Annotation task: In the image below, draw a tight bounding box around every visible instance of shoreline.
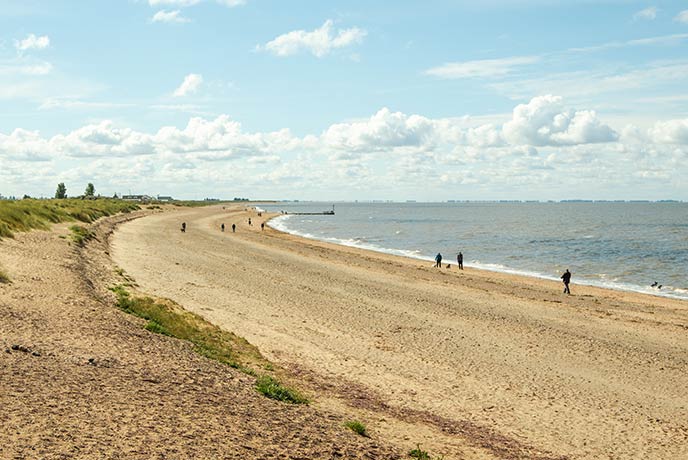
[110,204,688,459]
[267,212,688,302]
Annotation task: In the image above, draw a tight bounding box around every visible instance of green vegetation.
[344,420,369,437]
[69,225,95,246]
[55,183,67,199]
[0,267,10,284]
[84,183,95,197]
[109,285,268,373]
[409,445,443,460]
[255,375,308,404]
[0,198,140,239]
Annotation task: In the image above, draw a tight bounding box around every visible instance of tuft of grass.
[109,285,268,374]
[344,420,369,437]
[255,375,308,404]
[0,198,140,240]
[69,225,95,246]
[0,267,10,284]
[409,445,443,460]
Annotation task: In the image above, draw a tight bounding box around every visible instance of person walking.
[561,269,572,294]
[221,223,225,232]
[435,253,442,268]
[248,217,252,226]
[232,223,236,233]
[181,222,186,233]
[261,222,265,231]
[457,252,463,270]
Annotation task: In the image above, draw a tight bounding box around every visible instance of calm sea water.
[261,202,688,300]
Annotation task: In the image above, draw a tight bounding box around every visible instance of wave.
[268,216,688,301]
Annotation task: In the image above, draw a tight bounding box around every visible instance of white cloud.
[648,119,688,144]
[502,95,618,146]
[675,10,688,24]
[151,9,190,23]
[4,99,687,200]
[259,20,366,58]
[216,0,245,6]
[14,34,50,52]
[149,0,201,6]
[425,56,540,79]
[633,7,657,21]
[148,0,244,7]
[173,73,203,97]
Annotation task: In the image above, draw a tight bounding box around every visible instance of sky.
[1,0,687,201]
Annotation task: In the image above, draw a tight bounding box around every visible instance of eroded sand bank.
[111,204,688,459]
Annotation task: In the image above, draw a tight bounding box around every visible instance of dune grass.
[0,198,141,239]
[409,445,444,460]
[69,225,95,246]
[110,285,306,403]
[255,375,308,404]
[110,285,269,374]
[344,420,369,437]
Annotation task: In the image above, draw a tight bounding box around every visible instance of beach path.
[111,205,688,459]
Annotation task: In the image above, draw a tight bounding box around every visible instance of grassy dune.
[0,199,141,239]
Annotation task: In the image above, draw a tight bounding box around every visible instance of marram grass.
[0,198,140,239]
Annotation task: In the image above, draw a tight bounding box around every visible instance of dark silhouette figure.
[457,252,463,270]
[221,223,225,232]
[435,253,442,268]
[181,222,186,233]
[651,281,658,287]
[561,269,572,294]
[248,218,252,226]
[261,222,265,231]
[232,223,236,233]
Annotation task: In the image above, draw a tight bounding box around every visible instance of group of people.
[434,250,574,295]
[434,252,463,270]
[182,219,265,234]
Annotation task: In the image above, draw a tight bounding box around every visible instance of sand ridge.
[0,209,403,459]
[110,204,688,459]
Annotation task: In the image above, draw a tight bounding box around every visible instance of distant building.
[122,194,153,202]
[156,195,174,202]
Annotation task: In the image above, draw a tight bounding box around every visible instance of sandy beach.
[108,204,688,459]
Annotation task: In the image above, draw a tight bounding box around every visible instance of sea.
[260,202,688,301]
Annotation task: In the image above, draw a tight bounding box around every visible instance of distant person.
[651,281,658,287]
[248,217,252,226]
[435,253,442,268]
[261,222,265,231]
[181,222,186,233]
[232,223,236,233]
[457,252,464,270]
[561,269,572,294]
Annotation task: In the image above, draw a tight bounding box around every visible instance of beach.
[109,204,688,459]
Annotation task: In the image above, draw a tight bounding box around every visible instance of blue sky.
[1,0,687,200]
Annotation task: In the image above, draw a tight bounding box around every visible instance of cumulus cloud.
[502,95,618,146]
[151,9,190,23]
[14,34,50,52]
[173,73,203,97]
[633,7,658,21]
[675,10,688,23]
[259,20,366,58]
[648,119,688,144]
[425,56,539,79]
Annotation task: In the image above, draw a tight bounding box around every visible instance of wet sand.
[111,204,688,459]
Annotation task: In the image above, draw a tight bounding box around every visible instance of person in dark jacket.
[457,252,463,270]
[561,269,572,294]
[435,253,442,268]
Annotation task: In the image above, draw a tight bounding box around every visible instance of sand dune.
[111,204,688,459]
